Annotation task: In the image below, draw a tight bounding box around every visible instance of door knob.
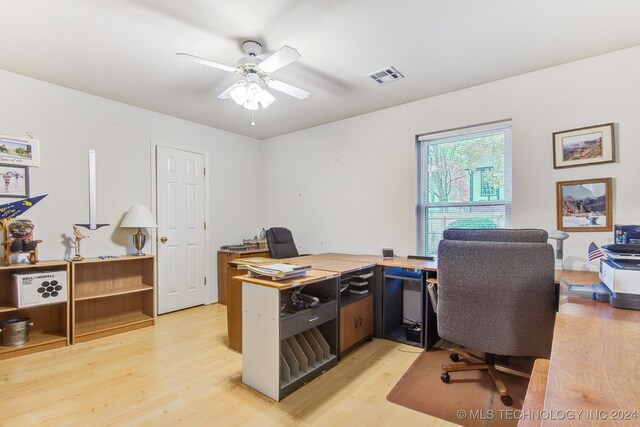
[160,236,168,243]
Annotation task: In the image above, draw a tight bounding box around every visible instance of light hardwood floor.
[0,304,453,426]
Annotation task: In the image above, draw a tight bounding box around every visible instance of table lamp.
[548,230,570,269]
[120,205,157,256]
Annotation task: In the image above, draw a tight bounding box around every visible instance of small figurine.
[72,225,89,261]
[3,218,41,265]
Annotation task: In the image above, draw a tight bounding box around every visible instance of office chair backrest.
[443,228,548,243]
[266,227,300,259]
[437,229,556,358]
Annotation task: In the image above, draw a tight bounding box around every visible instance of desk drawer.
[280,301,337,339]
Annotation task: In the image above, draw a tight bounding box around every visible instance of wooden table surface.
[282,253,347,265]
[333,254,387,263]
[377,256,438,271]
[542,311,640,426]
[519,359,550,427]
[532,269,640,426]
[554,269,599,285]
[232,269,339,290]
[311,259,377,274]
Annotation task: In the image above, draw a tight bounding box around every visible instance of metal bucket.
[0,317,33,346]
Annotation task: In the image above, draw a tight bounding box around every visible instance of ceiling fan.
[177,40,310,115]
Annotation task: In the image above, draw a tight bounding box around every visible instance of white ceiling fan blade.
[258,46,301,73]
[176,52,237,73]
[267,79,310,99]
[217,81,243,99]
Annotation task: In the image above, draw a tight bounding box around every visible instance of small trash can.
[0,317,33,346]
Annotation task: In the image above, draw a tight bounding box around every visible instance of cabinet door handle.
[354,317,358,328]
[308,316,319,322]
[359,316,363,326]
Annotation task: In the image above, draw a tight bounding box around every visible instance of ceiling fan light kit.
[177,40,310,125]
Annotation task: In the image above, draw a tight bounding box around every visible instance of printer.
[598,244,640,310]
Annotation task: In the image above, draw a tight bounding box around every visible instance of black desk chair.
[266,227,300,259]
[436,228,556,406]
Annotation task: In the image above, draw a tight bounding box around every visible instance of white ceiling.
[1,1,640,140]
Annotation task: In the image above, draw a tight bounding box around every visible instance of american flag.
[586,242,605,267]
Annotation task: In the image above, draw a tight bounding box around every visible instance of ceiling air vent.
[367,66,404,85]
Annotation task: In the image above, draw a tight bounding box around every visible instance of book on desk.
[245,263,311,281]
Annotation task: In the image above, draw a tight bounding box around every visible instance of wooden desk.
[282,253,347,265]
[543,309,640,426]
[377,256,438,271]
[241,269,340,400]
[554,269,599,285]
[519,270,640,426]
[308,258,378,354]
[217,248,270,305]
[226,257,275,352]
[227,254,378,354]
[311,259,377,274]
[519,359,550,427]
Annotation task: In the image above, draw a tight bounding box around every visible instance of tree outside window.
[417,123,512,256]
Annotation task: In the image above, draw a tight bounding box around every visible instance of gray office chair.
[266,227,300,259]
[437,228,556,406]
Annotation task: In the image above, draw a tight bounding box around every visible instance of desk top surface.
[283,253,438,272]
[234,269,339,290]
[311,259,377,273]
[282,253,347,265]
[554,269,599,286]
[377,256,438,271]
[543,310,640,425]
[540,280,640,425]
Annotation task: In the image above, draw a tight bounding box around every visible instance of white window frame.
[416,120,513,256]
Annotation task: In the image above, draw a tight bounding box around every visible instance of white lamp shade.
[230,84,247,106]
[121,205,157,228]
[260,89,275,108]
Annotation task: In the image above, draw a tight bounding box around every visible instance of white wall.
[261,46,640,270]
[0,69,263,301]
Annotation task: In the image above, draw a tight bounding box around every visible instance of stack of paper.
[246,263,311,280]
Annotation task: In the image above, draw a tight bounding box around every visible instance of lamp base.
[132,228,147,256]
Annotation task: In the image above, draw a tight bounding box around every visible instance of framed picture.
[0,134,40,167]
[552,123,614,169]
[556,177,612,232]
[0,165,30,198]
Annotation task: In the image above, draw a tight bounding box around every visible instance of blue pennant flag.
[0,194,48,227]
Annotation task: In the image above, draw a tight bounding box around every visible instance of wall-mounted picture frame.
[0,165,30,198]
[552,123,614,169]
[0,134,40,167]
[556,177,612,232]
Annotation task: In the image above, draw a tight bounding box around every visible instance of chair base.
[440,348,530,407]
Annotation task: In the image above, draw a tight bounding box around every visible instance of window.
[417,121,512,256]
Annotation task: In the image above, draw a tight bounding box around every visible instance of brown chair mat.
[387,349,531,426]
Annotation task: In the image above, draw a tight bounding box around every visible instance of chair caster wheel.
[450,352,460,362]
[501,395,513,406]
[440,372,450,383]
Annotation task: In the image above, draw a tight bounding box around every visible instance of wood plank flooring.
[0,304,452,426]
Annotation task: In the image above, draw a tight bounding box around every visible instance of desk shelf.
[338,267,376,354]
[379,266,439,349]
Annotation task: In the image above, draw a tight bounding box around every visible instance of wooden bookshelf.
[0,260,70,360]
[71,256,155,343]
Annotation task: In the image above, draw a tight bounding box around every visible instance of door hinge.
[203,167,206,175]
[204,277,207,285]
[204,221,207,230]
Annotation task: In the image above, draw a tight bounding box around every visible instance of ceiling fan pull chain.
[251,110,256,126]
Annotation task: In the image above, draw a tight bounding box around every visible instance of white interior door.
[156,146,206,314]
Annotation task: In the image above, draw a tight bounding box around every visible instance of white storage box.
[12,271,68,308]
